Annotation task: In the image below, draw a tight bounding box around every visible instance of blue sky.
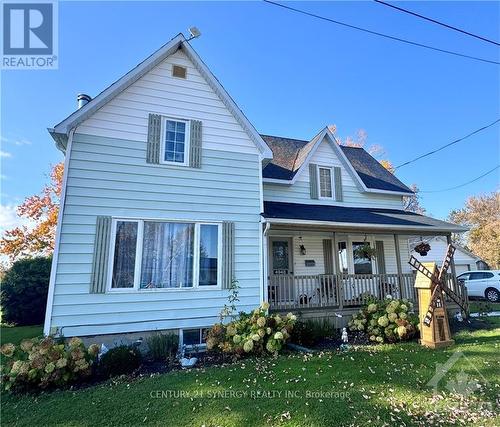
[1,1,499,228]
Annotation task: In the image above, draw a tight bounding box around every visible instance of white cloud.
[0,150,12,158]
[1,204,21,234]
[1,135,32,146]
[0,204,35,234]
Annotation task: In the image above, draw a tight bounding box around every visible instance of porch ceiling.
[262,201,467,234]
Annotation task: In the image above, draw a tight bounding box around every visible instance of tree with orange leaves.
[0,162,63,261]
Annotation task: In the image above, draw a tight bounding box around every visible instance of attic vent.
[172,65,187,79]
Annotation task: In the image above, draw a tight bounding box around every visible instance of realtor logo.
[1,0,58,69]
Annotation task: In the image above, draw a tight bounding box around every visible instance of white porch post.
[446,233,458,288]
[332,232,340,274]
[332,231,343,310]
[393,234,403,297]
[263,223,270,303]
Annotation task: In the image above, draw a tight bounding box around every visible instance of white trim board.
[263,218,468,233]
[49,34,273,160]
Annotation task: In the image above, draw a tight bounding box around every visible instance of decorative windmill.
[409,244,467,349]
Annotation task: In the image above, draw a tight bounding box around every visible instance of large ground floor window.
[109,219,220,291]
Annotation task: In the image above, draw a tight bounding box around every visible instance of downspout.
[262,220,271,303]
[43,127,76,336]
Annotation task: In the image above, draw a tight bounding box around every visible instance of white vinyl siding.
[48,50,263,337]
[411,237,478,272]
[264,139,405,209]
[274,233,413,276]
[50,133,262,336]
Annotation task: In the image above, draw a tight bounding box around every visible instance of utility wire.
[420,165,499,193]
[263,0,500,65]
[374,0,500,47]
[394,119,500,169]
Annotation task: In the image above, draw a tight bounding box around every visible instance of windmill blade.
[423,285,443,327]
[441,283,468,312]
[409,256,439,283]
[438,244,456,280]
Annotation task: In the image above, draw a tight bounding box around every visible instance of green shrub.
[348,297,419,343]
[0,336,98,392]
[98,345,141,378]
[290,318,335,347]
[146,332,179,362]
[1,257,51,326]
[206,302,296,355]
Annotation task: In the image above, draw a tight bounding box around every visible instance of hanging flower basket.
[354,242,377,261]
[414,242,431,256]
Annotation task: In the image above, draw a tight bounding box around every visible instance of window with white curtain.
[140,222,194,289]
[111,221,138,288]
[109,220,220,290]
[318,167,333,198]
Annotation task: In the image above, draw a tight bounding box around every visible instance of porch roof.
[262,201,467,233]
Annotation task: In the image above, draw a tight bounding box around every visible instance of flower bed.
[1,336,98,392]
[206,302,297,355]
[348,297,419,343]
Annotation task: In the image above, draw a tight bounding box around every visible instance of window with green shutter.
[90,216,112,294]
[146,115,202,168]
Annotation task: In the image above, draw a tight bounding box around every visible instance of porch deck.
[268,273,466,312]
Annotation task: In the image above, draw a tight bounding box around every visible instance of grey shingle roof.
[263,201,467,233]
[261,134,413,194]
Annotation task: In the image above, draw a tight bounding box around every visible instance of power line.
[394,119,500,169]
[374,0,500,47]
[263,0,500,65]
[420,165,499,193]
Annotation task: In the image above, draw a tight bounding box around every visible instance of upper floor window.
[162,118,190,165]
[318,167,333,198]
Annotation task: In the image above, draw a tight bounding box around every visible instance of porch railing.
[268,272,465,311]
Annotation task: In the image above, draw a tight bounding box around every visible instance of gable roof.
[48,34,273,160]
[262,129,413,195]
[340,146,412,194]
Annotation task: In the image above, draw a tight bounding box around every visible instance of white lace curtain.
[140,222,194,288]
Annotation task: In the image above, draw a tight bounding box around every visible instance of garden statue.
[178,344,198,368]
[341,327,348,343]
[409,244,467,349]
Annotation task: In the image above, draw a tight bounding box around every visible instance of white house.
[44,34,467,341]
[409,237,482,275]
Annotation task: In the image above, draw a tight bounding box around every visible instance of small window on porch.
[352,241,373,274]
[338,242,348,274]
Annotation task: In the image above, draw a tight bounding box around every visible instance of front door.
[269,238,293,275]
[268,238,294,304]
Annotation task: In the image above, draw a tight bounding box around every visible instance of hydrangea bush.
[0,336,99,392]
[348,297,419,343]
[206,302,296,355]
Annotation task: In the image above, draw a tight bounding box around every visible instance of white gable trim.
[263,127,414,197]
[49,34,272,159]
[291,128,364,189]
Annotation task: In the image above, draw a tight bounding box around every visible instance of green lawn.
[0,325,43,346]
[1,326,499,427]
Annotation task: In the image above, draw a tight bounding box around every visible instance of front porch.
[264,228,468,314]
